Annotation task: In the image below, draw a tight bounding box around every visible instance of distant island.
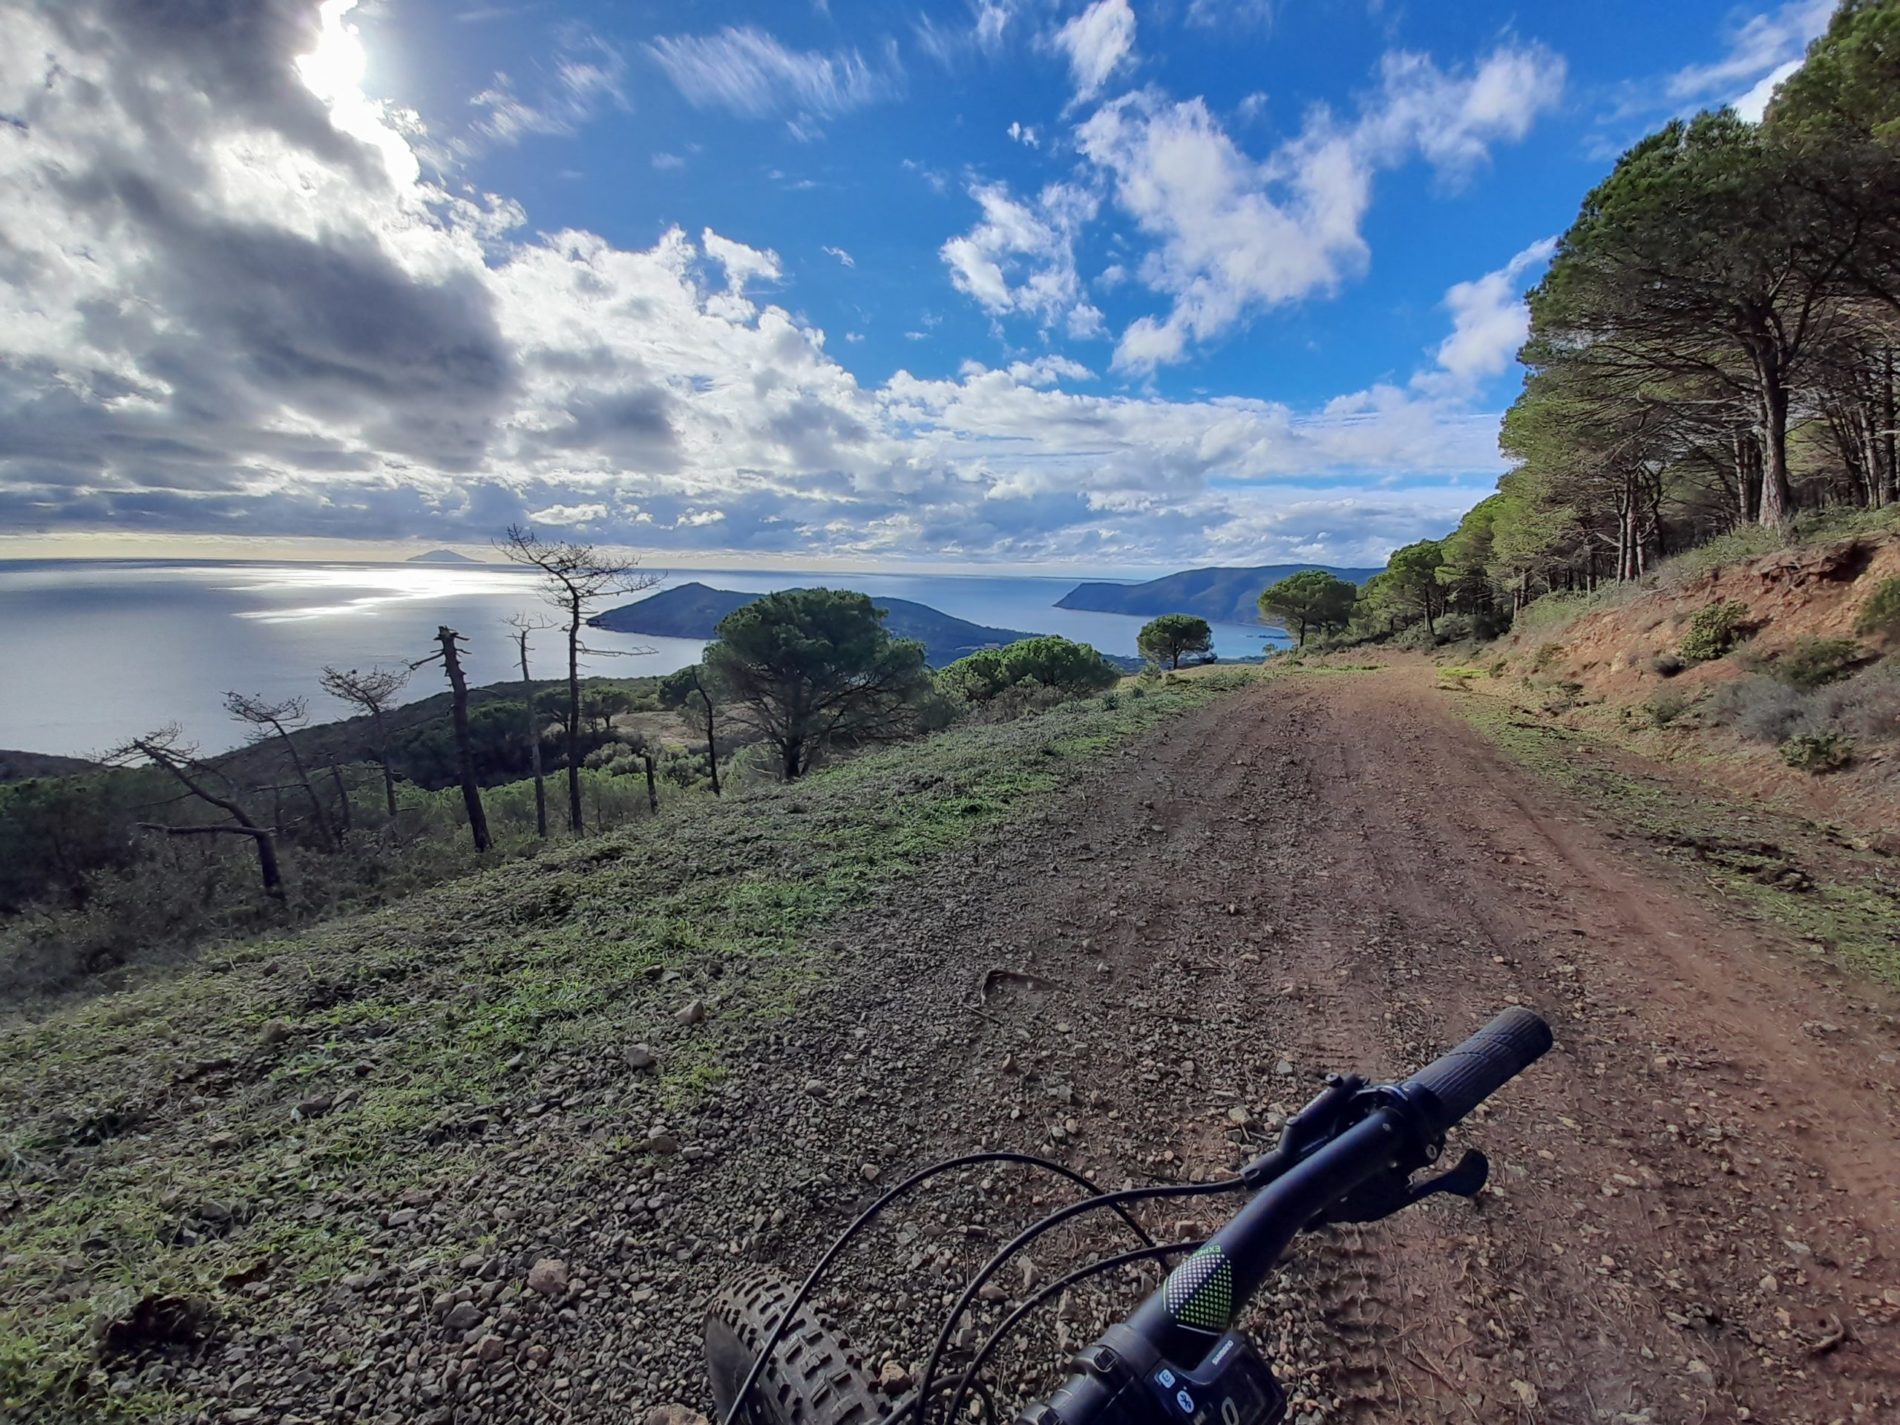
[1058,562,1383,626]
[591,582,1047,668]
[406,548,484,565]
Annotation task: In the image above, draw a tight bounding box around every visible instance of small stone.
[476,1334,507,1363]
[444,1302,482,1332]
[643,1134,681,1155]
[387,1208,418,1228]
[644,1408,710,1425]
[625,1045,658,1071]
[860,1163,880,1182]
[675,1000,707,1026]
[877,1361,913,1395]
[342,1271,378,1292]
[295,1097,332,1120]
[526,1259,570,1296]
[261,1020,293,1046]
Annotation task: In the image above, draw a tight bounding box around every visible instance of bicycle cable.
[911,1176,1246,1425]
[937,1238,1206,1425]
[721,1151,1161,1425]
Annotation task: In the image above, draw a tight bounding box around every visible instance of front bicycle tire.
[704,1270,898,1425]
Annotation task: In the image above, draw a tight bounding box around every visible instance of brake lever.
[1309,1148,1490,1227]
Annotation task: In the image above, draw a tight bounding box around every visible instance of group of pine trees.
[1344,1,1899,643]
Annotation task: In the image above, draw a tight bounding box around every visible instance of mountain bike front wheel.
[705,1270,900,1425]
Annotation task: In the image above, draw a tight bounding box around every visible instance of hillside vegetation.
[0,672,1251,1421]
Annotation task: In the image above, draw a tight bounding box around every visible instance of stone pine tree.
[1137,613,1213,669]
[1259,570,1357,648]
[497,525,658,832]
[412,626,490,852]
[702,589,928,779]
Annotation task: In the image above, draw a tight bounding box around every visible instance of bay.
[0,559,1288,758]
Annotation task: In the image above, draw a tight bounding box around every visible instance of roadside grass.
[1456,696,1900,987]
[0,675,1252,1420]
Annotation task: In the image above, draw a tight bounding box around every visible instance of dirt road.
[697,666,1900,1425]
[105,667,1900,1425]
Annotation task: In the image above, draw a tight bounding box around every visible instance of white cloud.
[0,0,1526,571]
[647,25,903,133]
[1189,0,1277,28]
[1007,120,1040,148]
[1078,41,1566,371]
[822,244,856,268]
[916,1,1025,67]
[1419,237,1556,392]
[940,180,1105,339]
[652,151,686,170]
[526,502,610,525]
[1665,0,1831,109]
[1054,0,1138,102]
[471,25,628,146]
[701,229,781,293]
[1731,57,1803,123]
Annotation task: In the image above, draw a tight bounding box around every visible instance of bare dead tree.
[642,750,659,816]
[224,692,336,848]
[413,626,490,852]
[319,665,409,819]
[328,763,353,835]
[496,525,658,832]
[108,727,284,898]
[660,664,721,796]
[504,613,557,838]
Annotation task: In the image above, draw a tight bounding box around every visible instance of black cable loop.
[720,1151,1160,1425]
[911,1176,1245,1425]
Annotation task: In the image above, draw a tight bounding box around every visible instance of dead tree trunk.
[514,624,549,838]
[418,626,490,853]
[643,752,659,816]
[329,763,352,835]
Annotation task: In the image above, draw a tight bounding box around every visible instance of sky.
[0,0,1839,574]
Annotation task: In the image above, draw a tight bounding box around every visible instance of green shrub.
[1771,637,1862,690]
[1531,642,1564,673]
[1781,733,1854,773]
[1650,651,1685,678]
[1645,690,1692,727]
[1678,600,1752,662]
[1856,577,1900,640]
[938,635,1121,705]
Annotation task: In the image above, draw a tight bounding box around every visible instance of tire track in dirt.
[741,667,1900,1425]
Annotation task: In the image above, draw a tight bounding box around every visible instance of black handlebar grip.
[1401,1007,1552,1134]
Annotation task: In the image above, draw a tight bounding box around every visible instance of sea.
[0,560,1290,759]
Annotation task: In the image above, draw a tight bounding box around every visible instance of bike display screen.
[1143,1334,1287,1425]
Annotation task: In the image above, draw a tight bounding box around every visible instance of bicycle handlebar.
[1400,1006,1553,1138]
[1023,1007,1553,1425]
